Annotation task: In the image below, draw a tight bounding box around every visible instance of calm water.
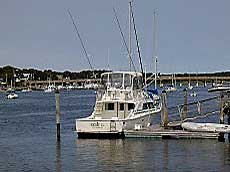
[0,88,229,171]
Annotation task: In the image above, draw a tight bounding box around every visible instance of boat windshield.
[101,72,142,89]
[102,73,123,88]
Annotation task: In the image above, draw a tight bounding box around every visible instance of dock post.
[55,89,61,141]
[223,104,230,142]
[228,113,230,142]
[228,111,230,142]
[182,88,187,121]
[161,90,168,129]
[218,94,225,142]
[219,92,224,124]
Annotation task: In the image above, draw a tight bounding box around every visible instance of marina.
[0,88,229,171]
[1,0,230,171]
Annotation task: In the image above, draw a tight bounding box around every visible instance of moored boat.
[76,71,162,138]
[190,91,197,97]
[182,122,230,133]
[208,86,230,92]
[6,91,18,99]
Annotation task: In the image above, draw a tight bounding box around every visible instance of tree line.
[0,65,229,83]
[0,66,109,84]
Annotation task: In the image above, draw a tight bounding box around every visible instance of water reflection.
[56,141,61,172]
[75,139,230,171]
[224,144,230,166]
[162,141,169,171]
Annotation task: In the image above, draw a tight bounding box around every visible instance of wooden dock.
[124,126,220,139]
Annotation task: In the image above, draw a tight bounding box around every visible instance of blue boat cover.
[144,88,158,100]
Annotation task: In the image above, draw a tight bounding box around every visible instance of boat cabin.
[94,100,135,119]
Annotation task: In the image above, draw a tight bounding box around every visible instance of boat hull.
[77,131,125,139]
[7,93,18,99]
[76,110,161,139]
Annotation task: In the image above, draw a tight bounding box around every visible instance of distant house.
[56,75,63,80]
[16,78,21,83]
[0,78,6,87]
[20,73,31,81]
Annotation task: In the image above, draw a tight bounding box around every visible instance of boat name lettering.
[91,122,104,128]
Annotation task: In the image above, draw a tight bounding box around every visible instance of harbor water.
[0,88,229,171]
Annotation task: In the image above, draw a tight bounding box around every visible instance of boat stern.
[75,118,125,139]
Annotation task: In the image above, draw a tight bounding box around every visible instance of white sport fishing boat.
[76,71,162,138]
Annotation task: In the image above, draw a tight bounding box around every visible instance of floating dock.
[124,125,220,139]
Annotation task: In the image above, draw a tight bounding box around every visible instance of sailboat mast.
[145,65,147,86]
[5,73,8,86]
[153,9,157,89]
[107,48,110,70]
[128,1,132,71]
[174,73,177,87]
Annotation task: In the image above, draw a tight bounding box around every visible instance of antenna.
[107,48,110,70]
[67,10,95,77]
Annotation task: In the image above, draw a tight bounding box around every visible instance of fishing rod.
[130,3,145,86]
[67,10,95,78]
[113,7,137,73]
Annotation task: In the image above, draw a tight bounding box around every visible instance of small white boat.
[182,122,230,133]
[21,88,32,92]
[166,86,177,92]
[166,74,177,92]
[208,86,230,92]
[190,91,197,97]
[44,85,55,93]
[7,92,18,99]
[188,85,193,90]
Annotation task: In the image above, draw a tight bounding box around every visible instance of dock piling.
[161,90,168,129]
[55,89,61,141]
[223,103,230,142]
[219,92,225,124]
[228,113,230,142]
[182,88,187,121]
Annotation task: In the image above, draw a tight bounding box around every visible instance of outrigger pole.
[130,2,145,86]
[67,10,95,78]
[113,7,137,73]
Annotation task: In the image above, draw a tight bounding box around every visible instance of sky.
[0,0,229,73]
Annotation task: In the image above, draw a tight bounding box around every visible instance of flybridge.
[101,71,143,90]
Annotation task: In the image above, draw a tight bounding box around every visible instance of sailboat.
[166,73,177,92]
[6,79,18,99]
[22,74,32,92]
[44,77,55,93]
[188,74,193,90]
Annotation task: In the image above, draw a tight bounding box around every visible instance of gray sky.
[0,0,229,73]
